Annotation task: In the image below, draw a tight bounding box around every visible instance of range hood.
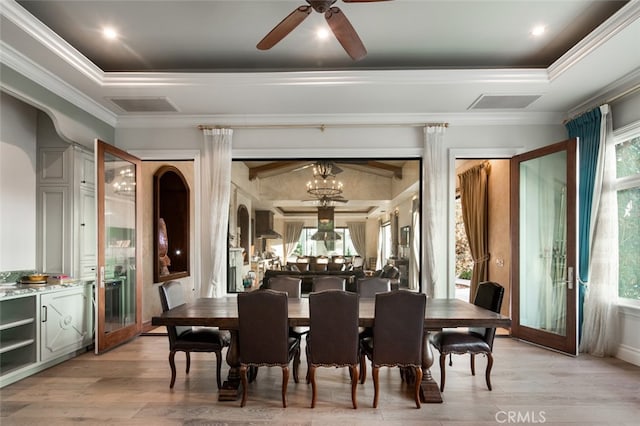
[310,206,341,241]
[255,210,282,239]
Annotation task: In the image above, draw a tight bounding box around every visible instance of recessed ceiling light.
[102,27,119,41]
[316,27,330,40]
[531,25,546,37]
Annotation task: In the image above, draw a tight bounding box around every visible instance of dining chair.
[429,281,505,392]
[263,276,304,382]
[356,276,391,383]
[237,289,300,407]
[312,276,346,292]
[360,290,426,408]
[307,290,360,408]
[158,281,230,389]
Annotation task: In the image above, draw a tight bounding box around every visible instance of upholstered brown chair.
[429,281,505,392]
[360,290,426,408]
[237,289,300,407]
[158,281,230,389]
[312,276,346,292]
[307,290,360,408]
[267,276,304,378]
[268,276,302,298]
[309,262,328,272]
[357,277,391,383]
[356,277,391,298]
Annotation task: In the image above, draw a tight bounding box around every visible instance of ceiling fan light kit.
[257,0,392,60]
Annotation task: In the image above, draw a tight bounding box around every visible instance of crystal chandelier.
[113,168,136,196]
[306,161,343,198]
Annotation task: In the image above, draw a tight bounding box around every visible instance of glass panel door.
[96,140,142,353]
[511,139,577,355]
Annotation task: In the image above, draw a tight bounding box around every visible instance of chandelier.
[113,168,136,196]
[306,161,343,198]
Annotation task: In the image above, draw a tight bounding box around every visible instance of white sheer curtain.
[201,128,232,298]
[423,125,447,297]
[283,221,304,260]
[376,220,383,270]
[347,221,366,257]
[409,199,420,290]
[580,104,619,356]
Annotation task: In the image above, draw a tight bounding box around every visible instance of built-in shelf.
[0,318,35,331]
[0,338,36,354]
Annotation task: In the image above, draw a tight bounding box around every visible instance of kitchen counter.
[0,280,91,300]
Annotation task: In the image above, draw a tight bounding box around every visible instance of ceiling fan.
[256,0,393,61]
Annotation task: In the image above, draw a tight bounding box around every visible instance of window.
[380,221,392,264]
[615,135,640,301]
[292,227,357,257]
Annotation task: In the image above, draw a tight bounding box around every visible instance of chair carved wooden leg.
[372,366,380,408]
[169,351,177,388]
[293,348,300,383]
[215,350,222,389]
[413,366,423,408]
[485,353,494,390]
[239,365,248,407]
[439,353,447,392]
[282,366,290,408]
[350,366,358,409]
[359,353,367,384]
[185,351,191,374]
[309,365,317,408]
[470,353,476,375]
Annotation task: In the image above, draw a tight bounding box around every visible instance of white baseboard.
[616,343,640,367]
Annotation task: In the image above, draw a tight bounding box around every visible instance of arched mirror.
[237,205,250,264]
[154,165,190,282]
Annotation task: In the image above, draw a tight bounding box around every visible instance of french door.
[511,139,578,355]
[95,140,143,353]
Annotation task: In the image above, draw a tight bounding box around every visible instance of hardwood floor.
[1,335,638,425]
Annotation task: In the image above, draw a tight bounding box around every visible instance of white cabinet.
[0,284,93,388]
[37,145,96,280]
[0,296,37,378]
[40,286,90,362]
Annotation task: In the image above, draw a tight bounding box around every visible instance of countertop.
[0,280,92,300]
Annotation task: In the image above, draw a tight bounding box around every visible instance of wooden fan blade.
[325,7,367,60]
[257,6,312,50]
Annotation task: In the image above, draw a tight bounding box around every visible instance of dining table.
[151,295,511,403]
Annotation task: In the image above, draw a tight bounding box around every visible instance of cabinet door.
[38,185,72,274]
[78,185,97,279]
[40,288,89,362]
[76,150,95,188]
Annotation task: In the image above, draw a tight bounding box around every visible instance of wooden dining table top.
[152,295,511,330]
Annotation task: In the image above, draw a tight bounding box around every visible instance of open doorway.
[454,159,511,318]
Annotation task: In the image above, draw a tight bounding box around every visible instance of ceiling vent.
[108,97,179,113]
[468,94,541,110]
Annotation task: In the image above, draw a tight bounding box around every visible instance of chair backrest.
[470,281,505,348]
[158,280,191,343]
[309,262,327,272]
[308,290,359,365]
[312,276,346,292]
[268,276,302,298]
[380,265,400,280]
[372,290,426,367]
[237,289,290,365]
[357,277,391,298]
[327,262,345,272]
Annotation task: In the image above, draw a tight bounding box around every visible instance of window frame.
[614,127,640,308]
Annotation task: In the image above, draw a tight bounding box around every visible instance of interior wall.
[0,93,38,271]
[141,160,195,324]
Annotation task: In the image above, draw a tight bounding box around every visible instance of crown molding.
[566,67,640,118]
[1,0,104,84]
[0,41,117,126]
[116,111,564,129]
[548,1,640,81]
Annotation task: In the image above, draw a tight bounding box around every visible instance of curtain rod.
[565,82,640,124]
[198,122,448,131]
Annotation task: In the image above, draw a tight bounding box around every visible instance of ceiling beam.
[248,161,302,180]
[363,161,403,179]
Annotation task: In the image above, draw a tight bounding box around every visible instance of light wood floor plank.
[1,335,638,425]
